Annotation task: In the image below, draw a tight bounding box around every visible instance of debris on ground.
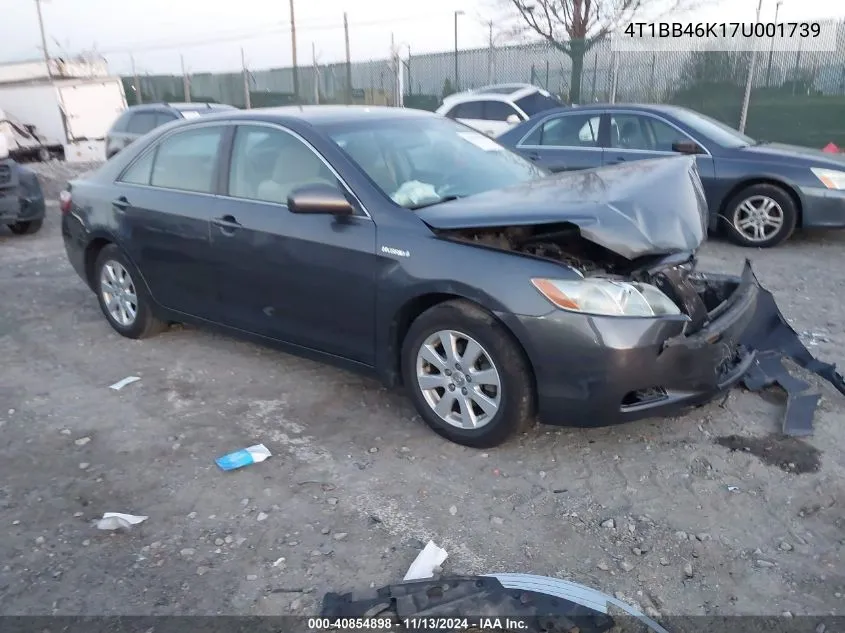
[215,443,272,471]
[322,573,669,632]
[402,540,448,581]
[95,512,148,531]
[739,266,845,436]
[109,376,141,391]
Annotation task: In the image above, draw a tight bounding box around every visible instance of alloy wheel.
[732,195,784,243]
[415,329,502,430]
[99,260,138,327]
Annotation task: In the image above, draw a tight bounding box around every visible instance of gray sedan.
[498,103,845,248]
[60,106,809,447]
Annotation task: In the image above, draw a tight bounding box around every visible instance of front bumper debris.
[322,574,669,633]
[737,265,845,436]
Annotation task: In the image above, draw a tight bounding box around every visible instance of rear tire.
[722,184,797,248]
[401,299,535,448]
[8,219,43,235]
[93,244,166,339]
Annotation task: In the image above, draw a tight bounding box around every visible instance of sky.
[3,0,845,76]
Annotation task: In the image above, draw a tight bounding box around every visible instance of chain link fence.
[125,18,845,147]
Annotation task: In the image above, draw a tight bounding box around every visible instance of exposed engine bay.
[436,222,732,334]
[436,223,628,277]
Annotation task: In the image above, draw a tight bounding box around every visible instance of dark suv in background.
[105,102,237,159]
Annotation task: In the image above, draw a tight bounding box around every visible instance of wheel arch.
[384,292,539,404]
[718,177,804,228]
[83,235,154,300]
[84,236,114,289]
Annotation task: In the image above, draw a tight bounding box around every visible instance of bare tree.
[504,0,706,103]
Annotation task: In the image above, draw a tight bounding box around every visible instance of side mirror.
[672,140,704,155]
[506,114,521,125]
[287,183,354,216]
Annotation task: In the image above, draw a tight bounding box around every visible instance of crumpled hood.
[417,155,708,260]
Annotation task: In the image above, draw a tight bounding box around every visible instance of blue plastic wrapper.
[215,444,272,471]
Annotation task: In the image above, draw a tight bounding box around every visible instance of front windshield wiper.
[407,195,462,211]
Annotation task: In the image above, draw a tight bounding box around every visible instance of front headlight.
[531,278,682,317]
[811,167,845,190]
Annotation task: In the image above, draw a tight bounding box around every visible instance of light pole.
[765,1,783,87]
[34,0,51,77]
[454,10,464,91]
[739,0,763,133]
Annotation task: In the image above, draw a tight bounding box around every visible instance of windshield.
[515,91,564,116]
[325,117,545,209]
[668,107,755,148]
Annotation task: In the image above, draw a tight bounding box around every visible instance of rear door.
[112,123,230,320]
[513,110,605,172]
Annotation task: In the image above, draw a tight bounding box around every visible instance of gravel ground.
[1,162,844,618]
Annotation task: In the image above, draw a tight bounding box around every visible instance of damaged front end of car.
[420,156,845,433]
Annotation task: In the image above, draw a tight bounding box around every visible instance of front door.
[514,111,605,172]
[209,124,378,364]
[603,112,717,197]
[113,124,228,319]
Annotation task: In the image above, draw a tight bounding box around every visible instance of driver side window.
[228,125,341,205]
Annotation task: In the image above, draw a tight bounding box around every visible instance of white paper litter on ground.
[96,512,148,530]
[403,540,448,581]
[109,376,141,391]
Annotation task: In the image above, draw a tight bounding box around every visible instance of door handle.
[526,151,541,161]
[112,196,129,211]
[607,156,627,165]
[211,215,242,232]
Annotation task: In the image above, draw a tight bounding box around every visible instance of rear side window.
[483,101,519,122]
[119,149,156,185]
[109,110,133,133]
[127,112,159,135]
[155,112,179,127]
[449,101,484,120]
[150,126,225,193]
[514,92,563,116]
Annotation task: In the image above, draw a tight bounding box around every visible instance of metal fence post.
[610,50,619,103]
[739,0,764,133]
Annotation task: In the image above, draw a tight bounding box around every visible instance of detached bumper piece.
[321,574,669,633]
[738,262,845,436]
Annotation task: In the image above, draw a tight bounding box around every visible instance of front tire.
[401,299,535,448]
[8,219,43,235]
[93,244,166,339]
[722,184,797,248]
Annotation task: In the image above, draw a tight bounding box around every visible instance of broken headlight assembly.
[810,167,845,189]
[531,278,682,317]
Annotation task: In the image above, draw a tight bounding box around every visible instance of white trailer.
[0,77,127,162]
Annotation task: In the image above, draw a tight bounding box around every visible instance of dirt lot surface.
[1,162,843,617]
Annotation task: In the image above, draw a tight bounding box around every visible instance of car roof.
[187,104,438,126]
[537,103,694,115]
[171,102,236,111]
[124,102,233,113]
[441,84,545,105]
